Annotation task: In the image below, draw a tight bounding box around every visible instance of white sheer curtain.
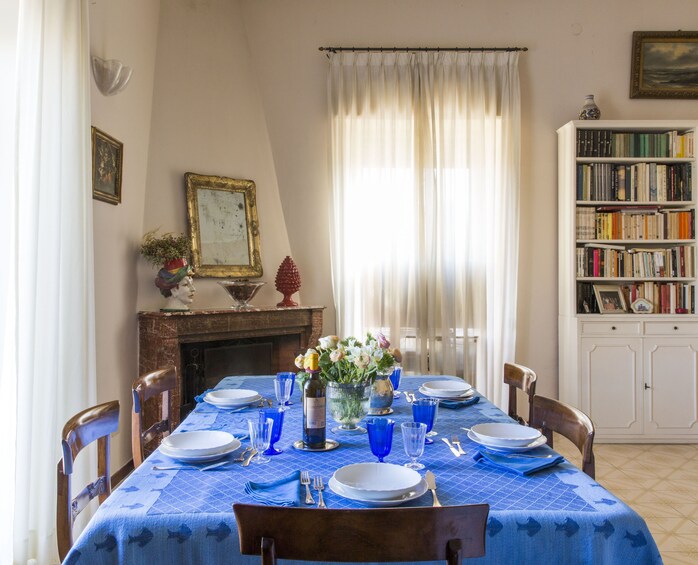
[328,51,520,408]
[0,0,96,563]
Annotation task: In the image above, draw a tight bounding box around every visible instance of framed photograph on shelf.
[630,31,698,99]
[91,126,123,205]
[593,284,628,314]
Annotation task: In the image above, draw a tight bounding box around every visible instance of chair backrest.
[503,362,537,425]
[233,503,489,564]
[131,365,177,468]
[56,399,120,561]
[529,395,596,479]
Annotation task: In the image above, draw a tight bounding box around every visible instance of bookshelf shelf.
[558,119,698,443]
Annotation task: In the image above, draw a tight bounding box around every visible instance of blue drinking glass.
[389,366,402,398]
[276,372,296,405]
[260,407,285,456]
[412,398,438,444]
[366,418,395,462]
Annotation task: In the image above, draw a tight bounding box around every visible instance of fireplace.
[138,306,324,427]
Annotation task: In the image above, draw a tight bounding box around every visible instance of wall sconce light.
[91,55,132,96]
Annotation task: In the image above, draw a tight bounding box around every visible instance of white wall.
[90,0,161,467]
[139,0,292,312]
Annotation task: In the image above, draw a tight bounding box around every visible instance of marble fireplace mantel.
[138,306,324,428]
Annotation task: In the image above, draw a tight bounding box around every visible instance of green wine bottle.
[303,352,326,448]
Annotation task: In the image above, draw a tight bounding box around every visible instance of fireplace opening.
[179,334,301,418]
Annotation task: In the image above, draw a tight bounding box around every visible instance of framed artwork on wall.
[91,126,123,204]
[185,172,263,278]
[630,31,698,99]
[593,284,628,314]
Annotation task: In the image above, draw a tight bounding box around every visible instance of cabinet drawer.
[644,321,698,336]
[580,321,642,336]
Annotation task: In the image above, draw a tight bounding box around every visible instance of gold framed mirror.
[185,172,262,278]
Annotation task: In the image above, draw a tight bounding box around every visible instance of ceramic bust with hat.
[155,258,196,311]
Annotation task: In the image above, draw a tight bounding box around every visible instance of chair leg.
[261,537,276,565]
[446,539,463,565]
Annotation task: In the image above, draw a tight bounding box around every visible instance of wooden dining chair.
[131,365,177,468]
[233,503,490,564]
[503,362,537,425]
[529,394,596,479]
[56,399,120,561]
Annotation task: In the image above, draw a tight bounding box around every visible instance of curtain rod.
[319,46,528,54]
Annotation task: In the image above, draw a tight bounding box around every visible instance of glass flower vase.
[327,381,371,434]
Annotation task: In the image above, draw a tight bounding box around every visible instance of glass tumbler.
[247,416,274,464]
[401,421,427,470]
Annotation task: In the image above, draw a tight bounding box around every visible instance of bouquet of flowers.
[295,332,402,384]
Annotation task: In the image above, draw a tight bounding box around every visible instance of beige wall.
[91,0,698,467]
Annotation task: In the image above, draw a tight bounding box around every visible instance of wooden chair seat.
[233,503,489,564]
[56,399,120,561]
[131,365,177,468]
[503,362,537,425]
[530,394,596,478]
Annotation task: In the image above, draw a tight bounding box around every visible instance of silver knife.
[424,471,442,507]
[441,437,461,457]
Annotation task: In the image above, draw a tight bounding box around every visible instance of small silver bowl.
[217,280,265,310]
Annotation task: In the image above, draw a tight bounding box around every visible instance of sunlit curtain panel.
[0,0,96,563]
[327,51,521,408]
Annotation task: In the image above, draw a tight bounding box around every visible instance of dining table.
[64,375,662,565]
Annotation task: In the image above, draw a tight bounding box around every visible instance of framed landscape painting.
[630,31,698,99]
[91,127,123,204]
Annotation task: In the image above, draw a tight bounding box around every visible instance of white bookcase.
[558,120,698,442]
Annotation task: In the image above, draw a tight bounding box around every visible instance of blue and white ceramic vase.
[369,369,394,415]
[579,94,601,120]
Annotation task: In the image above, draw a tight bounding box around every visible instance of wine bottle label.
[304,397,326,429]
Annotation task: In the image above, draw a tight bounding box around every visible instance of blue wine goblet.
[260,407,285,456]
[389,366,402,398]
[366,417,395,463]
[401,421,427,470]
[412,397,438,444]
[276,371,296,405]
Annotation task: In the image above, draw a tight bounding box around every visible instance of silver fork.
[301,471,315,505]
[451,434,466,455]
[313,476,326,508]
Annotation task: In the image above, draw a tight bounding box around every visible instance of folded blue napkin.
[439,395,480,409]
[472,450,564,476]
[243,470,301,507]
[194,389,215,403]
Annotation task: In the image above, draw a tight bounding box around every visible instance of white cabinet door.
[644,337,698,434]
[581,338,644,435]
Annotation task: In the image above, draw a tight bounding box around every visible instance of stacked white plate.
[204,388,262,408]
[468,422,546,453]
[419,380,473,400]
[328,463,428,507]
[160,430,241,463]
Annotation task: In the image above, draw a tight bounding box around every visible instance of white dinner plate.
[332,463,422,501]
[467,429,547,453]
[421,380,472,396]
[418,386,475,400]
[204,392,262,408]
[470,422,541,446]
[328,476,428,507]
[159,439,241,463]
[162,431,239,457]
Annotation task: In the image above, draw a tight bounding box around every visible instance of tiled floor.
[554,435,698,565]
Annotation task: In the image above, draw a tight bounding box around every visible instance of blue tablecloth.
[64,376,662,565]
